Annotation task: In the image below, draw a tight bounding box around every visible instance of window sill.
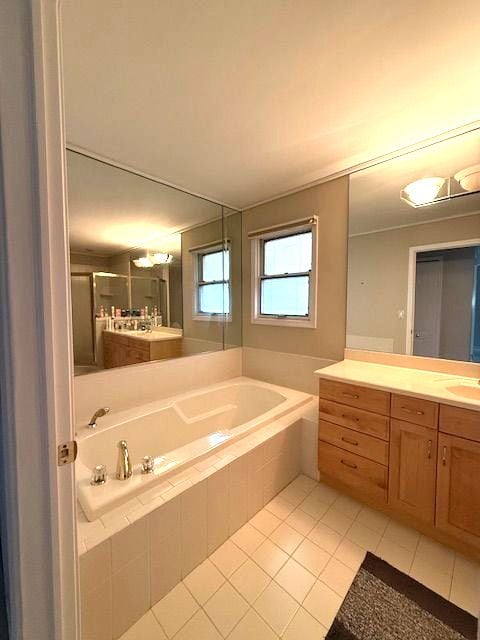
[251,315,316,329]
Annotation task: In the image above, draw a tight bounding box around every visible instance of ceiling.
[62,0,480,210]
[349,129,480,235]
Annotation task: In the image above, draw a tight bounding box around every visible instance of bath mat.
[326,552,477,640]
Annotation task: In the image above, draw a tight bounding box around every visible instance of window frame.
[193,243,232,322]
[250,218,317,328]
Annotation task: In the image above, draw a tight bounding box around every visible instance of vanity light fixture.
[132,253,174,268]
[400,177,445,207]
[454,164,480,192]
[132,256,154,268]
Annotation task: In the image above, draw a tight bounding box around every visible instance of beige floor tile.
[264,496,296,520]
[303,580,343,629]
[231,523,266,556]
[409,556,453,599]
[173,610,222,640]
[204,582,249,637]
[118,610,166,640]
[183,559,225,605]
[449,555,480,616]
[228,609,278,640]
[279,484,310,507]
[414,536,455,569]
[298,494,330,520]
[152,583,199,639]
[319,557,355,597]
[275,558,316,603]
[253,581,299,636]
[320,507,354,536]
[382,520,420,551]
[332,494,362,519]
[355,506,389,534]
[345,521,381,552]
[333,539,366,571]
[210,540,247,578]
[293,539,331,576]
[308,522,342,554]
[229,559,271,604]
[309,483,339,506]
[283,607,328,640]
[289,475,318,494]
[270,522,304,555]
[249,508,282,536]
[252,539,289,577]
[376,538,415,574]
[286,508,317,537]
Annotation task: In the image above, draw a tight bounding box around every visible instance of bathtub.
[77,377,310,520]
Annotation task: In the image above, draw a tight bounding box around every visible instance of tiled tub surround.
[77,378,309,520]
[79,399,315,640]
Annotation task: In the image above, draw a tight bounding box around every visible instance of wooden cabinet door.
[436,433,480,546]
[388,419,437,524]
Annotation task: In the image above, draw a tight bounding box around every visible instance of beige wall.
[347,214,480,354]
[242,176,349,361]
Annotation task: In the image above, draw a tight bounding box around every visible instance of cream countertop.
[104,329,182,343]
[314,359,480,412]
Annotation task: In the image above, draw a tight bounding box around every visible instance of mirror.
[67,150,241,375]
[348,129,480,363]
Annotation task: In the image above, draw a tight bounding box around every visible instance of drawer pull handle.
[442,446,447,466]
[341,459,358,469]
[427,440,432,459]
[342,392,359,400]
[342,413,360,422]
[341,436,359,446]
[400,406,425,416]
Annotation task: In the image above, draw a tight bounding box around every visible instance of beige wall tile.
[81,576,112,640]
[181,481,207,576]
[207,467,230,554]
[150,532,182,605]
[80,539,111,594]
[111,517,148,574]
[112,553,150,639]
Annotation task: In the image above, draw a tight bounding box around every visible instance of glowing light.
[132,256,154,268]
[401,177,445,207]
[151,252,174,264]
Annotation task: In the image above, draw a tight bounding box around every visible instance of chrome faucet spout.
[116,440,132,480]
[88,407,110,429]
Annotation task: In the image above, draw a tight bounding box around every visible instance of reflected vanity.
[67,150,242,375]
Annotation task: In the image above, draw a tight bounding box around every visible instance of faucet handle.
[91,464,108,485]
[141,455,155,474]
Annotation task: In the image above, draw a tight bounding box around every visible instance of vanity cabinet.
[103,332,182,368]
[318,377,480,559]
[388,419,437,524]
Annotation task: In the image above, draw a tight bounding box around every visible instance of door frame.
[0,1,78,639]
[405,238,480,355]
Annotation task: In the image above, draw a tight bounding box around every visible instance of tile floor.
[119,475,479,640]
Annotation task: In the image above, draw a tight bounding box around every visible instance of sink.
[434,378,480,400]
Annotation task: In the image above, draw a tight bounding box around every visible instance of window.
[250,218,317,327]
[195,246,230,318]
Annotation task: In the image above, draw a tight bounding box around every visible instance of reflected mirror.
[67,150,241,375]
[348,129,480,362]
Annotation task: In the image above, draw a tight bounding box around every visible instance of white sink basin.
[434,378,480,401]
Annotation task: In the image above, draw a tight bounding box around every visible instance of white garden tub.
[77,377,309,520]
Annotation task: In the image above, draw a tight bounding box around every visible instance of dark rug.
[326,552,477,640]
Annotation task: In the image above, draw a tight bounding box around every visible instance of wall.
[347,213,480,354]
[241,176,349,389]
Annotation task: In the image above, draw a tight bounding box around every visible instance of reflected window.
[196,247,230,317]
[250,220,317,327]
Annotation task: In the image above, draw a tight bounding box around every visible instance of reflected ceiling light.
[454,165,480,192]
[151,252,173,264]
[132,256,153,268]
[401,177,445,207]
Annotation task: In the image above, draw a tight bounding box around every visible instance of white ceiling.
[350,129,480,235]
[61,0,480,210]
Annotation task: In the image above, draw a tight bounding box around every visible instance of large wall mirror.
[348,129,480,363]
[68,150,241,376]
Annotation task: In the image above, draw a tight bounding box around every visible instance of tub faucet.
[116,440,132,480]
[88,407,110,429]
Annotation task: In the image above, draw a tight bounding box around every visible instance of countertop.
[104,329,183,343]
[314,359,480,411]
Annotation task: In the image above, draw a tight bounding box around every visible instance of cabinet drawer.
[318,398,389,441]
[126,347,150,363]
[439,404,480,443]
[319,420,388,465]
[391,394,438,429]
[318,441,387,503]
[319,379,390,415]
